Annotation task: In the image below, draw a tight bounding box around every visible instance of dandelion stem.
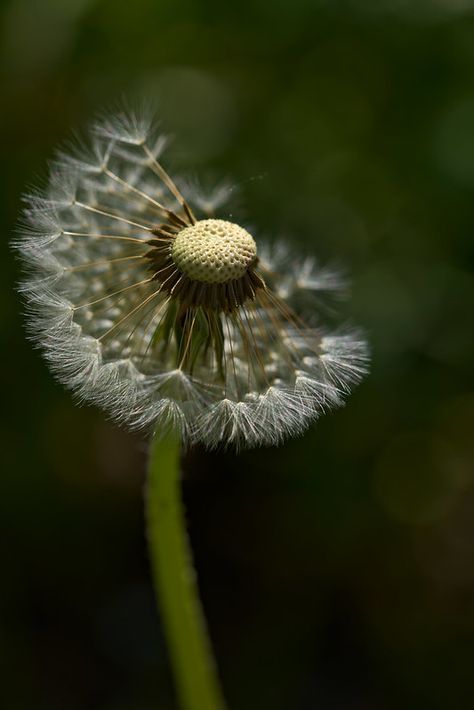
[146,435,227,710]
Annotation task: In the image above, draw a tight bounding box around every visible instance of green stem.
[146,434,227,710]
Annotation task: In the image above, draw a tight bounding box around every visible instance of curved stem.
[146,434,227,710]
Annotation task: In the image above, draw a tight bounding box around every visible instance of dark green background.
[2,1,474,708]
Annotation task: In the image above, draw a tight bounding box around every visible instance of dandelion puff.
[178,176,236,216]
[93,107,155,145]
[14,108,369,449]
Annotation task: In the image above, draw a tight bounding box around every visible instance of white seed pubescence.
[14,109,370,449]
[172,219,257,284]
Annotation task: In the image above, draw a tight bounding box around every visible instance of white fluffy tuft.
[15,108,369,449]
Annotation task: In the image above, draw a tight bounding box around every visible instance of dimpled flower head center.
[172,219,257,284]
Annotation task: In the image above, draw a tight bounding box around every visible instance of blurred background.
[2,0,474,708]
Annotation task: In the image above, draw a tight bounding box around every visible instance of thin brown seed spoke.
[124,299,161,349]
[67,254,146,271]
[169,274,184,295]
[138,295,173,360]
[74,201,155,231]
[155,223,179,235]
[263,290,321,356]
[103,293,161,346]
[224,315,240,397]
[157,267,181,292]
[233,312,253,392]
[180,200,195,226]
[232,309,263,389]
[142,144,196,225]
[255,292,299,358]
[149,228,176,239]
[267,294,327,363]
[264,288,310,333]
[103,167,187,226]
[146,242,173,255]
[64,231,147,244]
[245,302,275,354]
[167,211,188,229]
[176,309,189,365]
[74,276,153,310]
[251,300,286,356]
[240,307,271,385]
[69,269,151,322]
[251,297,297,372]
[98,286,164,341]
[178,310,198,370]
[201,310,218,375]
[70,262,172,319]
[141,292,178,362]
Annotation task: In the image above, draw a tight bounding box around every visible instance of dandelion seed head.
[171,219,257,285]
[15,108,369,449]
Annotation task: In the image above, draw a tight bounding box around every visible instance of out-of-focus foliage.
[1,1,473,708]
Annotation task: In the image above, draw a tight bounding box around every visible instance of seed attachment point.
[172,219,257,284]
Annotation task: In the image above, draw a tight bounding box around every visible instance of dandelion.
[15,109,368,450]
[15,108,370,710]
